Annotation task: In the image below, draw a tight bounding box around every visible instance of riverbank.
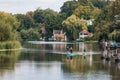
[0,41,22,51]
[84,41,98,43]
[0,48,22,51]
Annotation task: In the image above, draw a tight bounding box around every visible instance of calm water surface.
[0,41,119,80]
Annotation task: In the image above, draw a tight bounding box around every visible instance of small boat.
[66,51,75,57]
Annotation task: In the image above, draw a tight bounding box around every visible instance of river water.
[0,41,119,80]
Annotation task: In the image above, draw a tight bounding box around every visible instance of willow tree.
[0,12,20,41]
[0,12,21,49]
[62,15,87,41]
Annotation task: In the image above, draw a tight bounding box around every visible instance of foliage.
[94,0,120,41]
[0,12,20,41]
[42,9,59,38]
[60,1,80,17]
[0,41,21,49]
[84,36,95,41]
[1,0,118,42]
[20,28,41,41]
[15,14,34,31]
[90,0,109,9]
[33,9,44,23]
[15,12,41,41]
[62,15,87,40]
[73,2,101,19]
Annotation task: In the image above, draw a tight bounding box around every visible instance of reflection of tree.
[0,50,21,73]
[53,44,66,51]
[19,52,63,62]
[62,54,120,77]
[62,55,101,73]
[21,41,120,79]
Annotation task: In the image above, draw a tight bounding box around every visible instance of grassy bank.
[0,41,22,51]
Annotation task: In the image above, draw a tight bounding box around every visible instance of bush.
[0,41,21,50]
[84,36,96,41]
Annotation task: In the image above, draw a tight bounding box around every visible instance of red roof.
[80,30,93,37]
[80,30,89,34]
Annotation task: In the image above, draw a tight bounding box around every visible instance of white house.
[52,30,67,41]
[79,30,93,38]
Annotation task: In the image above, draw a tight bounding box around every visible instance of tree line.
[0,0,120,42]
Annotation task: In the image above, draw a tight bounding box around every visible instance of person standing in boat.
[66,46,70,60]
[113,41,118,56]
[83,47,86,59]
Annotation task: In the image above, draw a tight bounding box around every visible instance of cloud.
[0,0,68,14]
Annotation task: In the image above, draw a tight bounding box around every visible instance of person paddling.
[83,47,86,59]
[69,47,73,60]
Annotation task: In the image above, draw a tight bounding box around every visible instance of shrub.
[0,41,21,50]
[84,36,96,41]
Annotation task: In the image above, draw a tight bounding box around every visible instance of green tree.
[94,0,120,41]
[73,2,101,19]
[33,8,44,23]
[15,14,34,31]
[15,12,41,41]
[0,12,20,41]
[20,28,40,41]
[90,0,109,9]
[42,9,58,38]
[62,15,87,40]
[60,1,80,17]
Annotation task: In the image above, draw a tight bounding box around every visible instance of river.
[0,41,119,80]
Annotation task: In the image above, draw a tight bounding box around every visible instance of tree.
[73,2,101,20]
[33,8,44,23]
[39,8,60,38]
[15,14,34,31]
[0,12,20,41]
[20,28,40,40]
[94,0,120,41]
[62,15,87,40]
[60,1,80,17]
[90,0,109,9]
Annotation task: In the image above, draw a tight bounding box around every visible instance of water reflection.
[0,41,119,80]
[0,51,21,69]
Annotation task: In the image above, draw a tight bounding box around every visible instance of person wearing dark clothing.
[83,47,86,59]
[69,47,73,60]
[113,42,118,56]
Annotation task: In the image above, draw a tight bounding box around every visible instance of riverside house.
[50,30,66,41]
[76,30,93,42]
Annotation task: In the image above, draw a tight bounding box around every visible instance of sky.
[0,0,68,14]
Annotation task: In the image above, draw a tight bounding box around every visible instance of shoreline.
[0,48,23,52]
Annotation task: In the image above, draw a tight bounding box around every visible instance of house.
[51,30,66,41]
[79,30,93,38]
[40,24,46,41]
[76,30,93,41]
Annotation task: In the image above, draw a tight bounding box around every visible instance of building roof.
[80,30,93,37]
[53,30,62,34]
[80,30,90,34]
